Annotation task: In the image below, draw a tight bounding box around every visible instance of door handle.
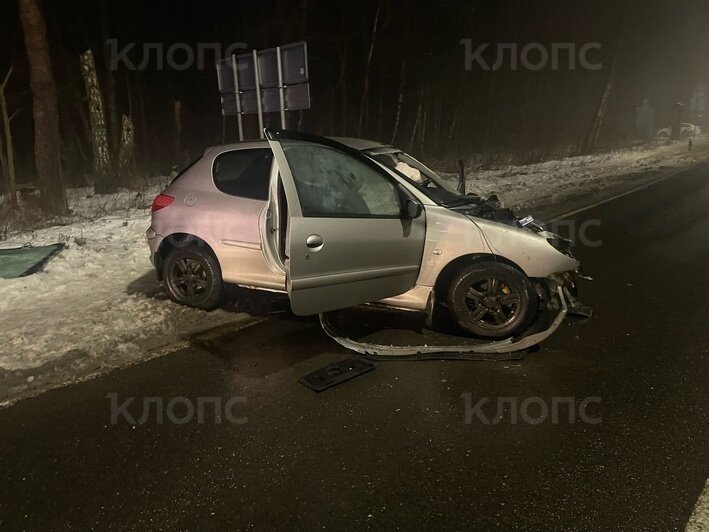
[306,234,323,249]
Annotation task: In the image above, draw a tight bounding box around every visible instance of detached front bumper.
[319,286,570,357]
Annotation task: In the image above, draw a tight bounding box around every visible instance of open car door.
[265,129,426,316]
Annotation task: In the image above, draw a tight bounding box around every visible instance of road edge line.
[549,166,695,222]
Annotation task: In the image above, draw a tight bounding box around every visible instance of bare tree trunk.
[376,91,384,140]
[409,86,424,151]
[133,72,149,166]
[0,96,6,189]
[99,0,120,160]
[173,101,182,166]
[118,114,135,179]
[482,70,497,164]
[420,107,427,155]
[357,1,381,137]
[71,87,92,164]
[390,59,406,144]
[579,2,634,155]
[18,0,67,215]
[339,44,348,133]
[432,97,441,156]
[0,124,6,200]
[298,0,309,39]
[0,67,18,209]
[447,110,458,142]
[580,52,617,154]
[80,49,113,192]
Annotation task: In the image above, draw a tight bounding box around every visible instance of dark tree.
[18,0,67,215]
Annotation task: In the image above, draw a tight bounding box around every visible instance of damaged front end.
[453,193,593,319]
[535,271,592,330]
[318,194,592,358]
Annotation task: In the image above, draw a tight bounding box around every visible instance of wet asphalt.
[1,164,709,530]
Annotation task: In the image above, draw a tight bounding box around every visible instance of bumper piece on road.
[299,358,375,392]
[319,286,569,359]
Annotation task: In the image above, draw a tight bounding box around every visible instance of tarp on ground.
[0,243,65,279]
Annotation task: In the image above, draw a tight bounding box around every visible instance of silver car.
[146,130,582,341]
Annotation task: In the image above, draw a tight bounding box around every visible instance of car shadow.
[125,270,291,317]
[124,271,321,378]
[192,314,335,378]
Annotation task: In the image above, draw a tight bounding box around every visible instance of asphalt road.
[1,164,708,530]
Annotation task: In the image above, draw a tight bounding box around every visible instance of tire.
[446,261,537,339]
[163,246,224,310]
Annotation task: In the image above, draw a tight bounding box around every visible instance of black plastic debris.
[299,358,375,392]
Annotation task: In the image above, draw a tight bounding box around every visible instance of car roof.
[204,135,393,155]
[327,137,389,151]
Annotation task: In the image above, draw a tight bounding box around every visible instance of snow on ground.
[0,178,267,404]
[441,138,709,213]
[1,138,708,404]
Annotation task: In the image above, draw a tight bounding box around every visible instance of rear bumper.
[145,227,164,269]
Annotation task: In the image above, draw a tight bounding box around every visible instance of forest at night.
[1,0,708,214]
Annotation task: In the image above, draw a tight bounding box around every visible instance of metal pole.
[231,55,244,141]
[276,46,286,129]
[253,50,264,138]
[215,61,227,143]
[215,59,225,115]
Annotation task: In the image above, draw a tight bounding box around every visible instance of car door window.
[213,148,273,200]
[281,143,401,217]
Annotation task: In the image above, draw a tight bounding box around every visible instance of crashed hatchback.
[146,130,587,351]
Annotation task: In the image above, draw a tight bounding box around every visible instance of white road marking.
[687,478,709,531]
[549,167,692,222]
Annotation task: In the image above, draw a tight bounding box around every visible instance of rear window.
[212,148,273,200]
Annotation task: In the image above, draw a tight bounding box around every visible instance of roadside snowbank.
[443,138,709,213]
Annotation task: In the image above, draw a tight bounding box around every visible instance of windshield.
[367,148,461,204]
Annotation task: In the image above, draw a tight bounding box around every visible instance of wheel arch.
[433,253,527,302]
[155,233,220,281]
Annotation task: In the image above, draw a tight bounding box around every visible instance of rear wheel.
[447,261,537,338]
[163,246,223,310]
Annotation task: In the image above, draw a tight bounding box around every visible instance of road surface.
[1,163,708,530]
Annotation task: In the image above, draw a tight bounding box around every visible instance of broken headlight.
[547,236,574,257]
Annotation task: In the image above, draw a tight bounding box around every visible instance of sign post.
[252,50,265,138]
[276,46,286,129]
[230,55,244,141]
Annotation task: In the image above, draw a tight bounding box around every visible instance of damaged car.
[146,129,587,351]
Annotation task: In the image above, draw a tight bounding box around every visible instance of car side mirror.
[404,199,423,219]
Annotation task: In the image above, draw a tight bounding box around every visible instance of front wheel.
[163,246,223,310]
[446,262,537,339]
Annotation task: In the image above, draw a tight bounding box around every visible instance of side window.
[213,149,273,200]
[282,143,402,218]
